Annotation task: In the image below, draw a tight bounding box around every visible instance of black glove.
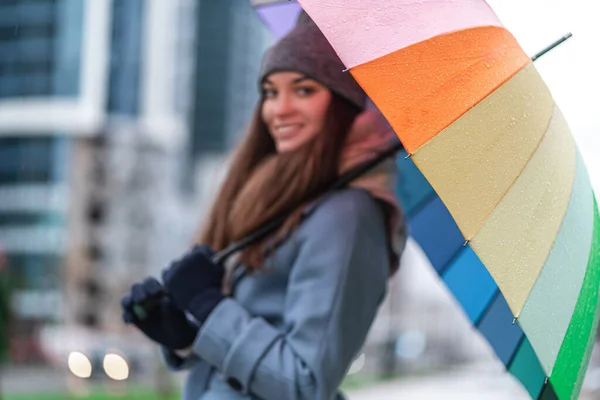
[162,244,225,323]
[121,277,198,350]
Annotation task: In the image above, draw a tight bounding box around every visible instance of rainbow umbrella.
[295,1,600,399]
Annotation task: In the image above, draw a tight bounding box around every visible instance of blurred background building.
[0,0,271,367]
[0,0,94,363]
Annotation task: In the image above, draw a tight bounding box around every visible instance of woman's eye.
[297,87,315,96]
[262,88,276,98]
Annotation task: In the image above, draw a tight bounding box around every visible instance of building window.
[0,211,64,226]
[107,0,144,115]
[0,136,66,184]
[0,0,82,99]
[6,253,62,291]
[53,0,84,96]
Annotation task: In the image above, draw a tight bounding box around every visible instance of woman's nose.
[273,93,294,116]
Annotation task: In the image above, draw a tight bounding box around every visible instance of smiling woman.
[122,9,407,400]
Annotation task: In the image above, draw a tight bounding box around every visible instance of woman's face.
[261,72,332,153]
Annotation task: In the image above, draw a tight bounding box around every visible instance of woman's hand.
[161,244,225,323]
[121,277,198,350]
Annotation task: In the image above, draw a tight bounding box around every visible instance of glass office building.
[191,0,273,156]
[0,0,273,365]
[0,0,87,363]
[0,0,83,347]
[0,0,83,98]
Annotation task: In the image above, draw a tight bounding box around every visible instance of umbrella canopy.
[250,0,302,38]
[294,1,600,399]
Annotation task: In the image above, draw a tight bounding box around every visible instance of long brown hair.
[198,94,361,269]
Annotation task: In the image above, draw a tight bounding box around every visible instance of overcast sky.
[486,0,600,193]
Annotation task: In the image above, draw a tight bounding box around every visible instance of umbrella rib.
[506,333,526,370]
[408,56,529,157]
[474,287,500,327]
[466,106,556,242]
[405,191,439,219]
[473,290,528,371]
[536,381,554,400]
[439,239,470,276]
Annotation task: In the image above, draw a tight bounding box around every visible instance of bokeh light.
[67,352,92,379]
[103,353,129,381]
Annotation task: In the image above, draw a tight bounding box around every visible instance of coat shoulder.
[299,189,387,242]
[305,188,382,222]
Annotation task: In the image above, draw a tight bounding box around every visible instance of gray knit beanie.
[259,11,366,109]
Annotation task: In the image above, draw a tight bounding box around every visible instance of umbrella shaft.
[531,33,573,62]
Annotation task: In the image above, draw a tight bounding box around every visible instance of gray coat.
[162,188,391,400]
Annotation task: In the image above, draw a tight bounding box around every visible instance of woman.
[121,12,406,400]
